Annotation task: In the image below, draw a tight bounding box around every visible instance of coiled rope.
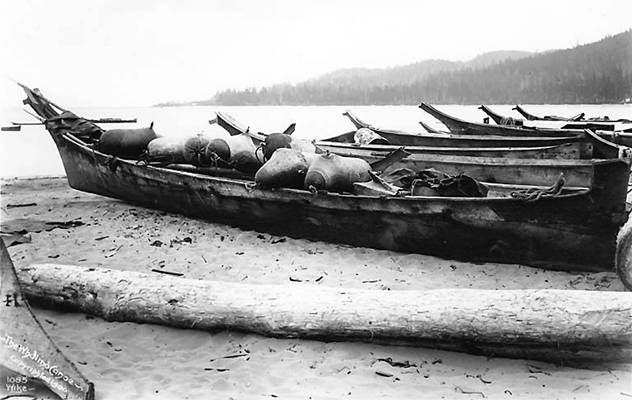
[510,174,566,202]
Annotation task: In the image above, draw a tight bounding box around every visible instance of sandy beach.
[1,176,630,399]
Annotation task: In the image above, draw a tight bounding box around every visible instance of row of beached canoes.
[4,85,632,400]
[15,84,632,286]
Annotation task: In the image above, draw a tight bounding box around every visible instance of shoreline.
[1,177,630,399]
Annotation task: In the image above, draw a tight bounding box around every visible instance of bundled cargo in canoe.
[18,84,632,274]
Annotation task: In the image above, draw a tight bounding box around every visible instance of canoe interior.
[317,133,594,159]
[321,129,587,147]
[251,129,613,188]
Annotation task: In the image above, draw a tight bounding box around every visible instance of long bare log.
[17,264,632,364]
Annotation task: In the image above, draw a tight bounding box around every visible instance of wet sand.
[1,177,630,399]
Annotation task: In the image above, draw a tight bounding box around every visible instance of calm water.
[1,104,630,178]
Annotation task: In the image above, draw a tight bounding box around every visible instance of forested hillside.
[160,30,631,106]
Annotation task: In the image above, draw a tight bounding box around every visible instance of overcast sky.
[1,0,630,107]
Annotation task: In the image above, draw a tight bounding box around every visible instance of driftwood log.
[18,264,632,364]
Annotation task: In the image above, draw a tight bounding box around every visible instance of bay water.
[1,104,630,178]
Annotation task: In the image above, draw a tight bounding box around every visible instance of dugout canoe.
[422,102,583,137]
[322,110,596,159]
[219,109,616,159]
[512,105,584,122]
[514,105,632,124]
[420,102,632,147]
[219,112,622,187]
[19,84,632,272]
[479,105,627,132]
[341,109,592,150]
[0,240,94,400]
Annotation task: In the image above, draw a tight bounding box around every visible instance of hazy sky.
[1,0,630,107]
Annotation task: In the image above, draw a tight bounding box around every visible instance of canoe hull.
[420,102,632,148]
[53,132,627,272]
[339,112,590,148]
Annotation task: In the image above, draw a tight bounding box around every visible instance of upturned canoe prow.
[514,105,586,122]
[419,120,448,134]
[342,110,371,130]
[216,110,249,136]
[479,105,526,127]
[513,105,540,120]
[478,105,507,125]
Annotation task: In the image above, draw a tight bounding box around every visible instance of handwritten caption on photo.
[2,334,88,395]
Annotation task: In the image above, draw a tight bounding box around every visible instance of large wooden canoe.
[0,240,94,400]
[19,85,632,272]
[334,110,624,159]
[342,109,588,148]
[512,105,584,122]
[479,105,626,132]
[224,112,622,187]
[420,102,632,147]
[421,102,584,137]
[514,104,632,124]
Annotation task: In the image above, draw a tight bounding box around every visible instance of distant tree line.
[198,30,632,106]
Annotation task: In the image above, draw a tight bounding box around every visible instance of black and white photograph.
[1,1,631,399]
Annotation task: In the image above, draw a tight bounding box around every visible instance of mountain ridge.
[155,50,531,107]
[157,30,632,106]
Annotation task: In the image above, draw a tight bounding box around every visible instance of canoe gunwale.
[60,132,592,204]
